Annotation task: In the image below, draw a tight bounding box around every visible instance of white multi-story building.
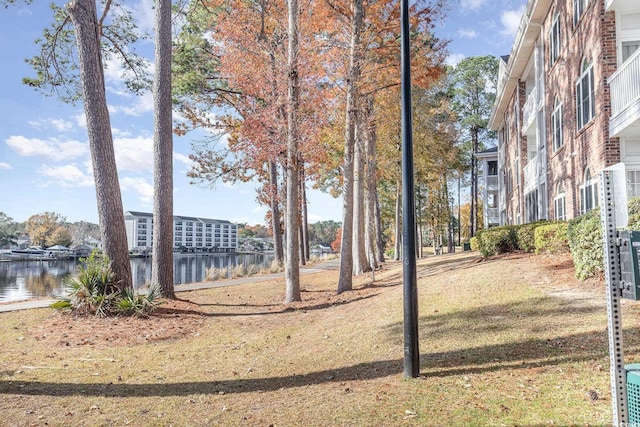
[124,211,238,252]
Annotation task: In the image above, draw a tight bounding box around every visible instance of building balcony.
[486,175,499,190]
[523,156,539,193]
[522,87,539,136]
[609,48,640,138]
[485,207,500,226]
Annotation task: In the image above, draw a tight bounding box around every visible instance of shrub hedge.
[475,226,518,257]
[567,208,602,280]
[470,236,478,251]
[534,222,569,254]
[516,221,547,253]
[466,197,640,280]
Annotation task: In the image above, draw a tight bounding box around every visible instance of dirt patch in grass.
[28,276,387,349]
[29,298,207,348]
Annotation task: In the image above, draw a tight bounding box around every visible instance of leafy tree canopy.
[19,0,152,104]
[0,212,21,248]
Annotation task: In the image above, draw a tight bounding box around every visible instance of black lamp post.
[401,0,419,378]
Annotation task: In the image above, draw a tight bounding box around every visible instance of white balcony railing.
[486,175,499,189]
[486,208,500,226]
[523,156,539,193]
[610,48,640,118]
[522,87,538,134]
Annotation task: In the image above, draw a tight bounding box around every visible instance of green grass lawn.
[0,251,633,426]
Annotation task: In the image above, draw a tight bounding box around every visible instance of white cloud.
[73,113,87,128]
[307,213,324,223]
[120,176,154,203]
[232,205,267,225]
[27,118,74,132]
[114,135,154,172]
[0,162,12,170]
[50,119,74,132]
[109,91,154,116]
[461,0,487,11]
[446,53,466,66]
[500,6,525,38]
[103,57,127,89]
[112,128,132,138]
[128,0,156,35]
[174,152,192,165]
[37,164,94,187]
[6,136,88,161]
[457,28,478,39]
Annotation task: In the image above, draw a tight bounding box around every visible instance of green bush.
[567,209,603,280]
[53,250,160,317]
[516,221,546,253]
[469,237,478,251]
[62,251,119,316]
[475,226,517,257]
[115,285,161,317]
[534,222,569,254]
[627,196,640,230]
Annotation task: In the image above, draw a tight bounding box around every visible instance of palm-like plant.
[64,250,118,316]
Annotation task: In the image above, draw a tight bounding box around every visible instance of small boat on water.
[5,245,76,260]
[10,246,46,256]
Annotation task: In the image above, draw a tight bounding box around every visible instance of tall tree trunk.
[67,0,131,291]
[458,173,461,245]
[471,126,479,237]
[284,0,301,303]
[444,177,453,254]
[300,166,309,264]
[364,95,379,269]
[352,123,368,275]
[269,161,284,266]
[337,0,363,294]
[367,96,385,264]
[374,190,385,262]
[394,179,401,261]
[151,0,175,298]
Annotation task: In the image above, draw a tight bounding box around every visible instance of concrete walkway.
[0,258,340,313]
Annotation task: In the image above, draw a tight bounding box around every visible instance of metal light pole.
[401,0,419,378]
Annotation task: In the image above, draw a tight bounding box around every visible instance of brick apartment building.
[487,0,640,226]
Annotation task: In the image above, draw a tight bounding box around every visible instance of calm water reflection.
[0,253,275,303]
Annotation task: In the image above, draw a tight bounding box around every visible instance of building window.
[573,0,589,27]
[628,170,640,197]
[550,14,560,65]
[488,161,498,176]
[552,97,563,151]
[525,190,539,223]
[622,41,640,63]
[504,168,512,194]
[579,169,598,214]
[576,59,594,130]
[554,183,566,221]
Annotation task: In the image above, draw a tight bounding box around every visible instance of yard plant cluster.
[471,196,640,280]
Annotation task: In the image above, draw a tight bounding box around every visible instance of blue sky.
[0,0,526,226]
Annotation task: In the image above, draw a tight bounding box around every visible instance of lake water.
[0,253,275,303]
